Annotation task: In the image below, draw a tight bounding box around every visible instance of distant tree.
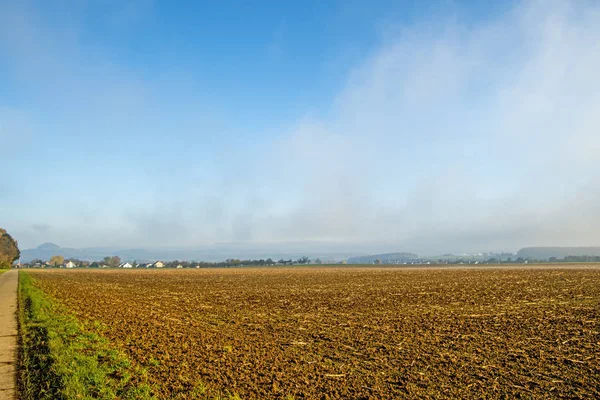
[49,255,64,266]
[315,258,323,264]
[374,259,382,265]
[109,256,121,268]
[102,256,121,268]
[0,228,20,268]
[266,258,274,265]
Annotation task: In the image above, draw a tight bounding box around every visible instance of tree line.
[21,255,323,268]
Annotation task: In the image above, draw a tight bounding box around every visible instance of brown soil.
[28,267,600,399]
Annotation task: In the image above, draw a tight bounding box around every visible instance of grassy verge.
[18,271,154,399]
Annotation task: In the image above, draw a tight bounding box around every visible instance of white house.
[154,261,164,268]
[65,261,76,269]
[176,264,183,269]
[120,262,133,268]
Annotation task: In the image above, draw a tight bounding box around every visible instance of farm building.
[65,261,76,269]
[120,262,133,268]
[154,261,164,268]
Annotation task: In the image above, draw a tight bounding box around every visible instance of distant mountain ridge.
[347,252,418,264]
[517,247,600,259]
[20,243,152,263]
[19,243,356,263]
[21,244,600,264]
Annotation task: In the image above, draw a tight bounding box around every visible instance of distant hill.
[20,243,136,263]
[517,247,600,260]
[36,242,60,251]
[19,243,357,263]
[347,252,418,264]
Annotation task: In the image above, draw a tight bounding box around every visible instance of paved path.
[0,270,18,400]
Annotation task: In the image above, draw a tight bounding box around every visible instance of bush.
[0,228,20,268]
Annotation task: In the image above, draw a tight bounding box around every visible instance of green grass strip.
[18,271,154,399]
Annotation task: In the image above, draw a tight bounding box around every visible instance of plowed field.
[28,267,600,399]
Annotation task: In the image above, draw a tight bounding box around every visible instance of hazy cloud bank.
[237,0,600,253]
[2,0,600,253]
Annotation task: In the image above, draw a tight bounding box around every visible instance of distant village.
[17,252,600,269]
[19,256,327,269]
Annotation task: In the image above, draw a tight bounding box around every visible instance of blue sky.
[2,0,600,253]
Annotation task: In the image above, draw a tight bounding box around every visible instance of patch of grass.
[0,269,8,274]
[222,345,233,353]
[17,271,155,399]
[147,357,161,367]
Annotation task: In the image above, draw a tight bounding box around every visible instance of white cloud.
[3,0,600,253]
[241,0,600,252]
